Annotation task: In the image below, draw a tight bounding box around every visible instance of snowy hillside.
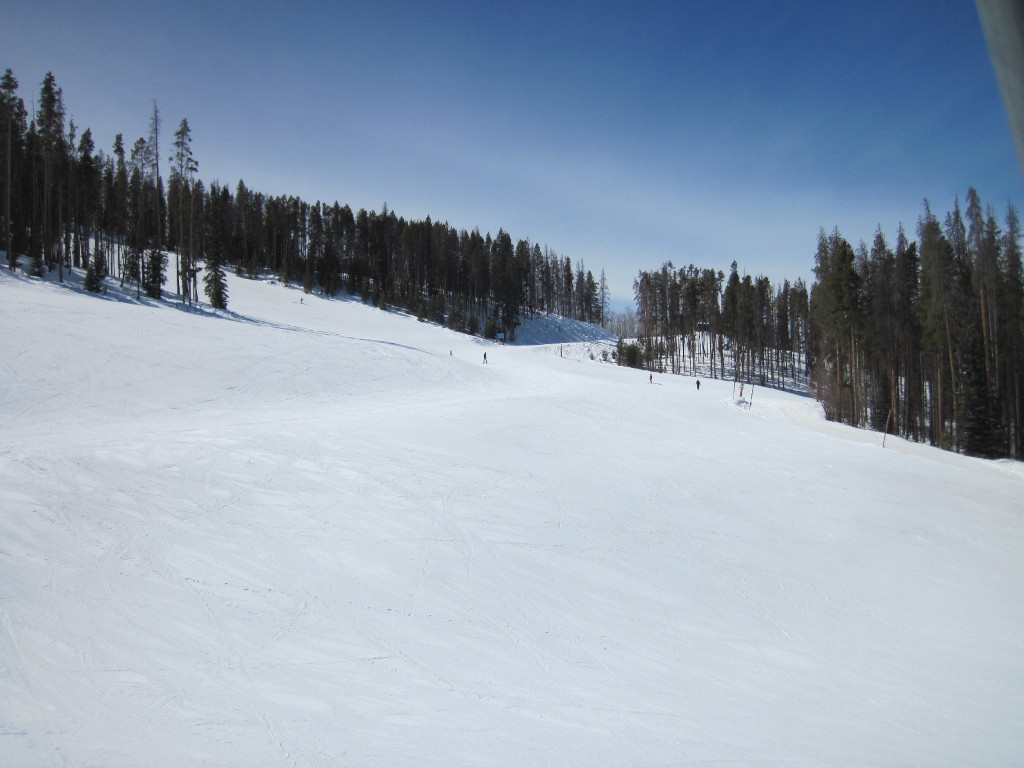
[2,268,1022,768]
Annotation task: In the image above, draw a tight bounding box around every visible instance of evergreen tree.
[111,134,128,285]
[83,247,103,292]
[861,228,897,431]
[788,278,810,383]
[148,101,163,253]
[892,226,922,439]
[598,269,609,326]
[36,72,66,278]
[959,304,1002,457]
[582,269,598,323]
[302,255,314,294]
[810,228,862,423]
[73,127,98,271]
[306,201,322,293]
[203,251,228,309]
[170,117,198,303]
[142,247,166,298]
[997,204,1024,456]
[1,68,25,270]
[562,256,574,317]
[490,230,524,337]
[966,187,999,390]
[127,137,150,295]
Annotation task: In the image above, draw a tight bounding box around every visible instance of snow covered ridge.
[2,267,1023,767]
[510,313,617,346]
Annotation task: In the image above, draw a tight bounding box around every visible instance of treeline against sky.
[628,190,1024,459]
[4,69,1024,458]
[0,69,608,336]
[811,194,1023,459]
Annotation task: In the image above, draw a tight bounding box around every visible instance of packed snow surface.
[1,268,1022,767]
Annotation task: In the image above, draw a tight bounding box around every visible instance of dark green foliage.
[958,308,1003,457]
[302,258,313,294]
[430,292,445,324]
[83,249,103,292]
[1,69,23,270]
[448,298,464,331]
[490,230,524,337]
[169,118,198,304]
[142,248,166,298]
[36,72,66,278]
[6,66,608,335]
[203,254,228,310]
[801,192,1024,459]
[616,338,644,369]
[809,229,862,425]
[628,190,1022,460]
[28,251,44,277]
[635,260,782,384]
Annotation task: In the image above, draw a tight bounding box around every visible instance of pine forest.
[2,69,1023,459]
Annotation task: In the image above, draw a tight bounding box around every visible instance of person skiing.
[649,373,652,384]
[696,380,701,390]
[483,352,488,364]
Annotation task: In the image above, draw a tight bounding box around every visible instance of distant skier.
[696,380,701,390]
[483,352,488,364]
[649,373,652,384]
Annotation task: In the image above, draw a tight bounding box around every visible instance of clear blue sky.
[4,0,1022,307]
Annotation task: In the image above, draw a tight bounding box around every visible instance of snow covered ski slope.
[2,268,1022,767]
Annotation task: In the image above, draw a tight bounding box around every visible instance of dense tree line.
[0,69,606,335]
[627,191,1024,459]
[628,261,810,390]
[810,190,1024,459]
[6,70,1024,458]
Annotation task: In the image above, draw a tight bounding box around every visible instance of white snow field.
[1,266,1023,768]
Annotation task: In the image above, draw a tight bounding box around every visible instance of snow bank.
[511,312,616,345]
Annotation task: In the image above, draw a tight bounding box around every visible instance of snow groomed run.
[1,267,1022,767]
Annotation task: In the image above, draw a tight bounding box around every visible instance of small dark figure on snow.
[649,373,653,384]
[484,352,488,364]
[696,380,701,390]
